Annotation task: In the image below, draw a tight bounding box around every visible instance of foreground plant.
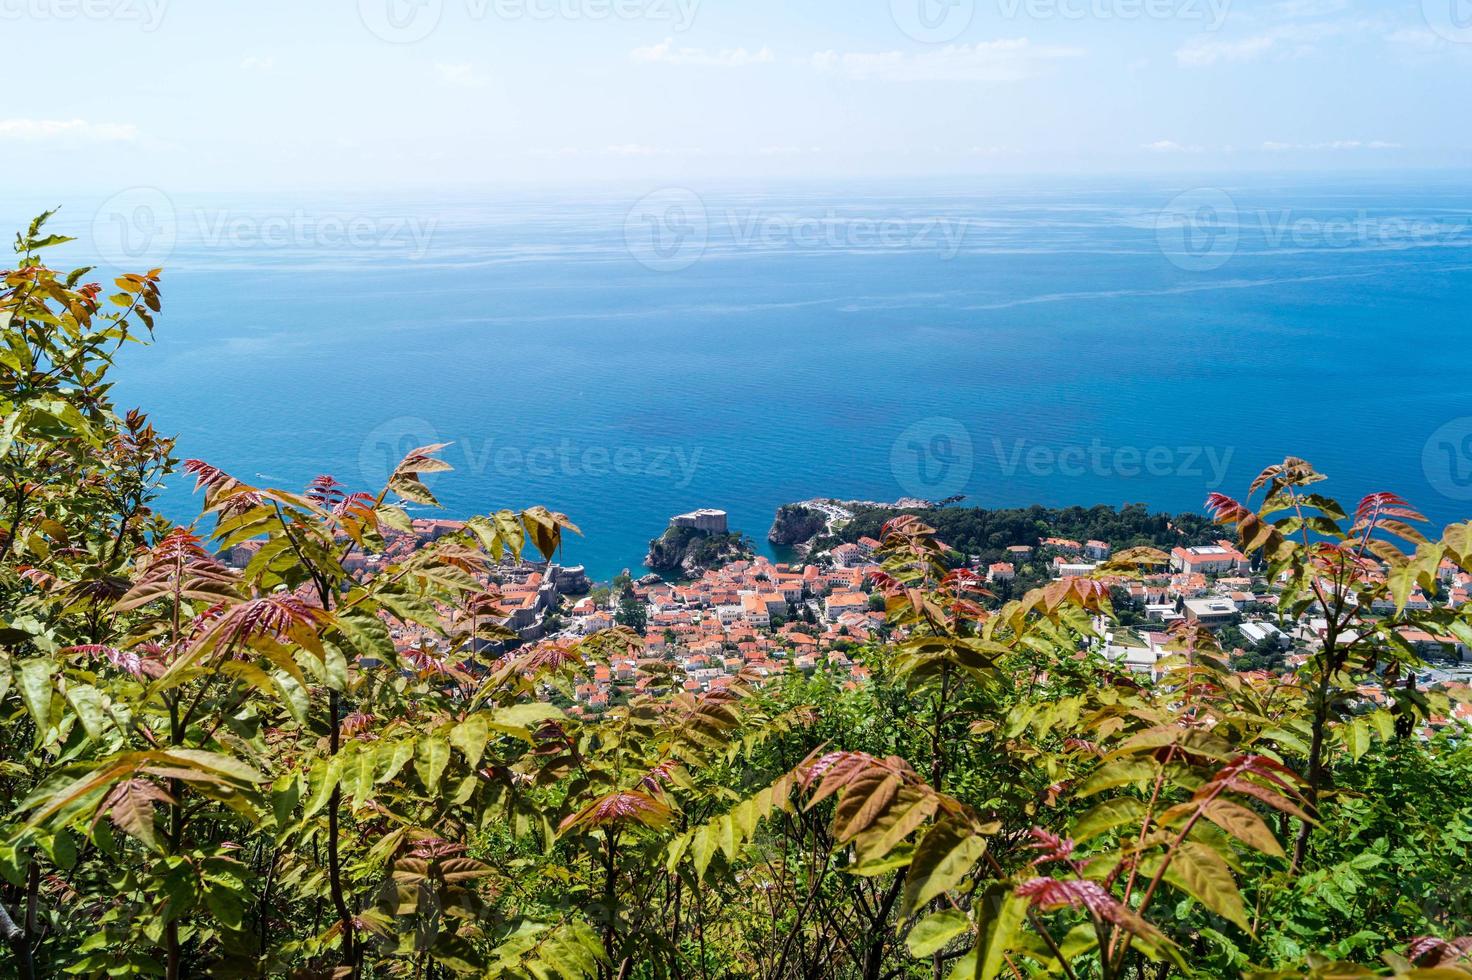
[3,216,1472,979]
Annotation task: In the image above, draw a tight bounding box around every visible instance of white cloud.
[1262,139,1402,150]
[1265,0,1349,19]
[435,63,489,88]
[631,39,774,68]
[1176,34,1278,66]
[1144,139,1203,153]
[809,38,1082,83]
[1386,27,1472,56]
[1387,28,1441,49]
[528,144,705,158]
[601,144,704,157]
[241,55,274,72]
[1175,22,1364,66]
[0,118,138,142]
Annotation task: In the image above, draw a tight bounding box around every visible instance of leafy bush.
[2,217,1470,979]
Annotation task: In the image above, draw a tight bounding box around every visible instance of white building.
[1170,543,1250,576]
[671,509,729,534]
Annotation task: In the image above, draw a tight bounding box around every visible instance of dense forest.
[645,526,755,578]
[2,215,1471,980]
[824,503,1224,561]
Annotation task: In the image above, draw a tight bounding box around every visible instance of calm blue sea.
[7,174,1472,579]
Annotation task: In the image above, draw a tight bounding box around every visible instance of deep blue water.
[7,174,1472,579]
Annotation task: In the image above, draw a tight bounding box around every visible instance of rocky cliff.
[767,504,827,550]
[644,525,754,578]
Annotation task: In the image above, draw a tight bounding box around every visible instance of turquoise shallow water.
[6,174,1472,579]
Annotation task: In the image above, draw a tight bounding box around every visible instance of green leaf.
[845,844,916,877]
[852,790,939,864]
[17,658,53,736]
[378,739,415,785]
[691,825,718,880]
[907,909,971,957]
[1344,716,1372,762]
[350,744,379,811]
[336,608,395,662]
[1072,797,1146,842]
[204,883,246,931]
[450,713,490,770]
[1201,798,1285,859]
[302,757,344,821]
[1366,709,1395,743]
[1075,759,1157,797]
[388,474,438,507]
[272,670,309,724]
[1156,841,1250,931]
[65,683,108,739]
[961,883,1028,980]
[152,749,265,786]
[903,818,989,916]
[415,736,451,791]
[486,703,563,743]
[377,504,413,534]
[322,643,349,692]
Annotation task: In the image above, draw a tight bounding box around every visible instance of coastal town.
[222,505,1472,733]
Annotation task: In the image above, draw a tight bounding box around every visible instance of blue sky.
[2,0,1470,190]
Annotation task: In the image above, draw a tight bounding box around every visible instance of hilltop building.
[671,509,729,534]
